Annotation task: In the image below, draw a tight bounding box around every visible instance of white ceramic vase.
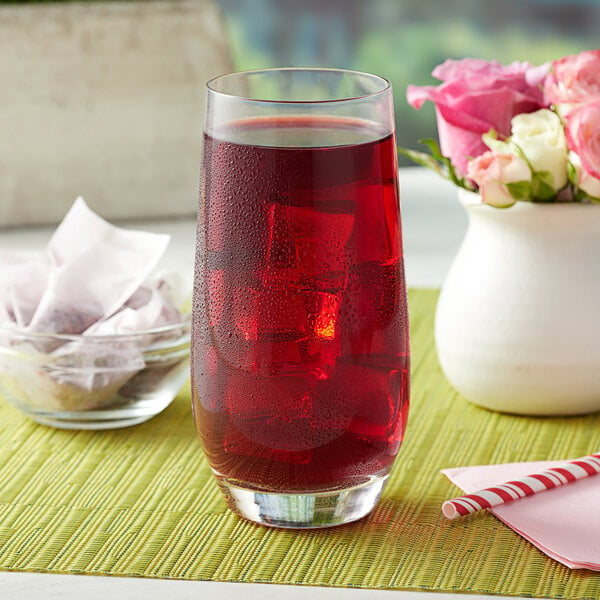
[435,189,600,416]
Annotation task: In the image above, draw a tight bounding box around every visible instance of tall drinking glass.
[192,68,410,528]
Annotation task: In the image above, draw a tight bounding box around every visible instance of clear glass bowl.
[0,317,190,429]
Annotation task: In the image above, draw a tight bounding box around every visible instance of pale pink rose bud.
[569,152,600,200]
[467,151,532,207]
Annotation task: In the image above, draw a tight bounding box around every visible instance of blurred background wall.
[0,0,232,225]
[2,0,598,225]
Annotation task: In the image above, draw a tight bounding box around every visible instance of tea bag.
[28,197,170,334]
[84,275,183,336]
[1,250,50,327]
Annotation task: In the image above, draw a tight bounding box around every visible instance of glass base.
[216,475,388,529]
[11,396,175,430]
[25,411,160,430]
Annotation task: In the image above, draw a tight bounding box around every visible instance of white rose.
[569,151,600,199]
[510,109,568,192]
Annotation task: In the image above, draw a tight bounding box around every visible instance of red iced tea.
[192,117,409,493]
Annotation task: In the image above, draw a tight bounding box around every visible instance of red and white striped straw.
[442,453,600,519]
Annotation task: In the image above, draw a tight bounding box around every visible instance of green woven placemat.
[1,289,600,598]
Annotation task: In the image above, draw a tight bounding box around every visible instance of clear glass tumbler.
[192,68,410,528]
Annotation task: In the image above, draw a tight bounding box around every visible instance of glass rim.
[206,67,392,104]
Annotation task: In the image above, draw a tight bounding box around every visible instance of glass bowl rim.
[0,312,191,344]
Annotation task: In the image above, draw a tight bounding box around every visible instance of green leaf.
[505,180,532,201]
[397,139,475,192]
[567,161,579,187]
[531,170,556,201]
[418,138,468,188]
[574,187,600,203]
[397,147,445,176]
[418,138,445,160]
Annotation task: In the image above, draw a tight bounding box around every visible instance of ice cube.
[207,285,341,377]
[204,195,268,284]
[224,370,344,452]
[345,182,401,265]
[315,360,409,448]
[223,359,409,455]
[262,203,354,292]
[273,180,360,214]
[339,260,409,357]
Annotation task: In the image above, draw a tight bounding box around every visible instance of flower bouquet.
[403,50,600,416]
[401,50,600,208]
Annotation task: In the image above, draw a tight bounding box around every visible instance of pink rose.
[466,151,531,207]
[545,50,600,107]
[407,58,550,177]
[565,98,600,179]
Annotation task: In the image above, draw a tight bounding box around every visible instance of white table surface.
[0,169,527,599]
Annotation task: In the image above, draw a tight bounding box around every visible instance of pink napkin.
[443,460,600,570]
